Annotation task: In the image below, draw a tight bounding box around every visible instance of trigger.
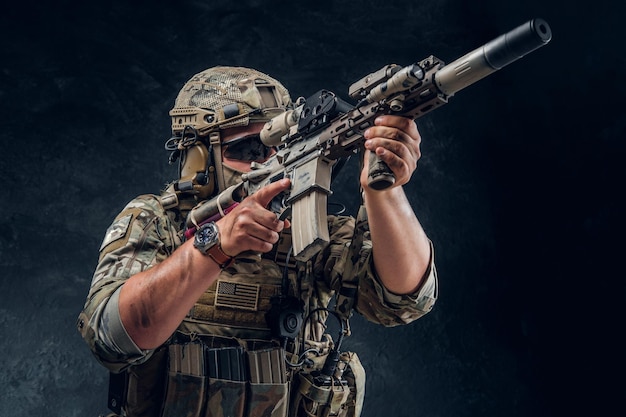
[270,193,291,221]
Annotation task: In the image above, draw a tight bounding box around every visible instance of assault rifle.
[185,18,552,261]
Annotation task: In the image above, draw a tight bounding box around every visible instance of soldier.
[77,66,438,417]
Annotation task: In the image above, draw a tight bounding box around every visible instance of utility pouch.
[107,371,126,415]
[247,347,289,417]
[204,346,247,417]
[290,372,350,417]
[125,346,168,417]
[161,342,207,417]
[290,351,365,417]
[248,382,289,417]
[205,378,246,417]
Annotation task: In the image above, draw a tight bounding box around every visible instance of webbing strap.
[268,226,297,271]
[209,131,227,193]
[334,205,367,336]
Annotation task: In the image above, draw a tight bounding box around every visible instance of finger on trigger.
[254,178,291,208]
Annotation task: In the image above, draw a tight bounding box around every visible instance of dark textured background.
[1,1,624,416]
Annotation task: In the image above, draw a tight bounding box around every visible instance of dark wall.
[1,1,623,416]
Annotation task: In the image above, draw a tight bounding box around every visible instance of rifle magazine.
[291,191,330,261]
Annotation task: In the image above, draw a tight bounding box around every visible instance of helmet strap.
[209,131,227,193]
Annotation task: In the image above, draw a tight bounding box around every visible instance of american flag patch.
[215,280,260,310]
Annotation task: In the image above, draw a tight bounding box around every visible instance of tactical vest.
[109,196,365,417]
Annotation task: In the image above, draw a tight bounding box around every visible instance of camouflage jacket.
[77,192,437,416]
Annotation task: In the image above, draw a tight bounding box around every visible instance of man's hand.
[217,178,291,257]
[362,115,421,189]
[359,114,430,294]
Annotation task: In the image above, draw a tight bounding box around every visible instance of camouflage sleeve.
[319,207,438,327]
[76,194,180,373]
[353,241,437,326]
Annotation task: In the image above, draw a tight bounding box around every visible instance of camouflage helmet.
[169,66,292,136]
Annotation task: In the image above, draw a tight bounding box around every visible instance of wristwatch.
[193,222,234,268]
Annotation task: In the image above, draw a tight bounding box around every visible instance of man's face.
[220,122,275,173]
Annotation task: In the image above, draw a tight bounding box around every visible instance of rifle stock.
[186,18,552,260]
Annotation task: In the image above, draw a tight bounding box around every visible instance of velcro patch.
[215,280,260,311]
[99,213,133,252]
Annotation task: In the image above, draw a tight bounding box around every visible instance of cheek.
[222,158,252,173]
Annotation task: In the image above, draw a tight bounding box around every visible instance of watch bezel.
[192,222,234,268]
[193,222,219,254]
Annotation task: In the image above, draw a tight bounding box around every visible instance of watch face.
[194,222,219,253]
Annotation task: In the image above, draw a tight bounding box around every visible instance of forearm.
[364,186,431,294]
[118,239,221,349]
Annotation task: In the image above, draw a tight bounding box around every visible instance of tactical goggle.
[222,134,274,163]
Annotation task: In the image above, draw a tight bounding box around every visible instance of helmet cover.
[170,66,292,136]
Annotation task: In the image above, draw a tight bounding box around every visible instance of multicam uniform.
[77,189,437,417]
[77,66,437,417]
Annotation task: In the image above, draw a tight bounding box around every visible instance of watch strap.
[206,243,234,269]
